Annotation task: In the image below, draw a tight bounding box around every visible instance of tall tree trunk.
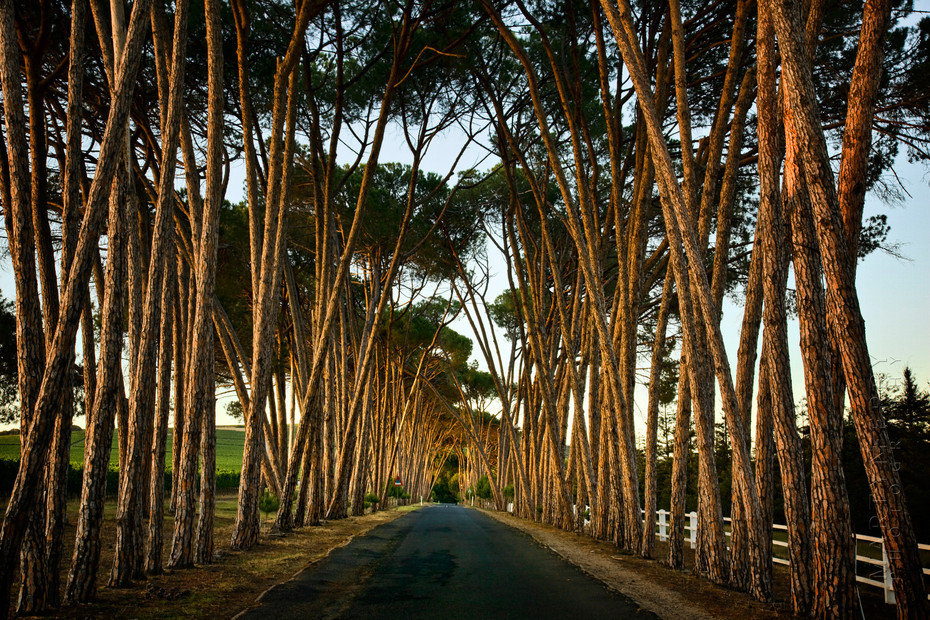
[809,0,892,614]
[599,0,770,598]
[0,0,153,609]
[111,0,189,586]
[757,8,813,612]
[642,272,673,557]
[0,0,47,612]
[65,171,131,604]
[754,356,775,590]
[170,259,190,514]
[769,1,928,614]
[147,254,176,574]
[233,3,314,546]
[169,0,223,567]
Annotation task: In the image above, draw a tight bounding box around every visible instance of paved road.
[241,505,658,619]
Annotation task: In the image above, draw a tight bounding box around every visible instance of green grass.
[0,427,247,472]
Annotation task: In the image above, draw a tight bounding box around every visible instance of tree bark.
[769,0,929,614]
[169,0,223,567]
[147,252,176,574]
[111,0,189,586]
[65,171,131,604]
[0,0,153,607]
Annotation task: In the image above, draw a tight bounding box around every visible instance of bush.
[430,474,458,503]
[503,484,514,499]
[215,469,240,490]
[0,458,240,499]
[385,483,406,498]
[364,492,380,509]
[259,488,280,517]
[475,475,492,500]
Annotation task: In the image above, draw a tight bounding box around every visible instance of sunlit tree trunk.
[642,273,673,557]
[769,0,928,614]
[6,0,153,608]
[168,0,223,567]
[111,0,189,586]
[754,8,813,612]
[599,0,770,598]
[233,0,314,547]
[44,0,89,602]
[0,0,47,612]
[666,363,690,569]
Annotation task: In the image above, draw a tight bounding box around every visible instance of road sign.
[394,477,402,486]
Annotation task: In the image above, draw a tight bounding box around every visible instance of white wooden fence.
[644,509,930,606]
[504,502,929,605]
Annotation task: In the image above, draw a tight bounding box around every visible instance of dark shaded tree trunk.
[147,254,176,574]
[65,170,131,604]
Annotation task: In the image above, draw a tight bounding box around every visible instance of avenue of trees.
[1,0,929,617]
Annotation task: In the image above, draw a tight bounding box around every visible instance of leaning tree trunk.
[0,0,48,613]
[808,0,892,615]
[666,365,691,570]
[168,0,223,568]
[600,0,771,600]
[146,254,176,574]
[64,168,131,604]
[233,5,311,547]
[110,0,189,586]
[757,8,813,612]
[0,0,152,607]
[642,272,673,558]
[769,0,929,614]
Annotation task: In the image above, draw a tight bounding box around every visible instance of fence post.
[689,511,697,549]
[882,543,896,604]
[659,509,667,542]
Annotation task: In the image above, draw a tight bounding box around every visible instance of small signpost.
[394,477,402,487]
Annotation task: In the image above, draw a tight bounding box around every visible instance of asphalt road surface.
[240,505,658,619]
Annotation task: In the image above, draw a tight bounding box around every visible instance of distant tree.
[841,367,930,541]
[883,368,930,540]
[884,367,930,438]
[486,290,524,343]
[0,293,16,424]
[224,400,245,423]
[474,474,493,500]
[0,294,85,425]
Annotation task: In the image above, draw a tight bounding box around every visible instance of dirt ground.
[5,497,417,619]
[478,508,898,620]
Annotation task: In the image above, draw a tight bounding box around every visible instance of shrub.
[215,470,240,490]
[259,488,280,518]
[385,483,407,498]
[475,475,492,499]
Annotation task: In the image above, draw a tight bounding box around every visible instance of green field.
[0,427,247,472]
